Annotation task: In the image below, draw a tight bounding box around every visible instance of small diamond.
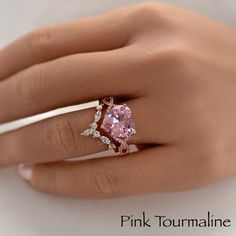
[101,136,111,145]
[81,129,93,136]
[93,131,100,138]
[96,105,103,111]
[109,143,116,149]
[90,122,98,130]
[95,111,102,122]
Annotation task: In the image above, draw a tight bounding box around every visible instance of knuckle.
[145,45,198,79]
[26,28,55,60]
[43,116,78,158]
[89,167,125,199]
[16,65,48,114]
[34,164,58,192]
[134,2,160,16]
[131,2,169,28]
[17,64,46,113]
[135,2,157,12]
[156,47,192,68]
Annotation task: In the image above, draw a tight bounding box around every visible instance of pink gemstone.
[101,105,136,140]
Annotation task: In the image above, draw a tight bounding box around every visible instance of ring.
[81,97,136,155]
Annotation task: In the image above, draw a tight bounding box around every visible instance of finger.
[18,146,208,199]
[0,99,150,167]
[0,8,131,80]
[0,47,141,123]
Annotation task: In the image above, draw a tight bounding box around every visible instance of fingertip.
[18,164,33,182]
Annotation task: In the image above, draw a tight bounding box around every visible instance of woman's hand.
[1,2,236,199]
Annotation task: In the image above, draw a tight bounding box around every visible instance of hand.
[1,2,236,199]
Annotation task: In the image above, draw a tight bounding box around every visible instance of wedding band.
[81,97,136,155]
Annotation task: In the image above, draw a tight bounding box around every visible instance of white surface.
[0,1,236,236]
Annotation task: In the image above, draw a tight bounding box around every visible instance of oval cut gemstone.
[101,105,136,139]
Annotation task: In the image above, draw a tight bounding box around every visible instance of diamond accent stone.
[109,143,116,149]
[96,105,103,111]
[81,129,94,136]
[101,104,136,140]
[101,136,111,145]
[95,111,102,122]
[90,122,98,130]
[93,131,100,138]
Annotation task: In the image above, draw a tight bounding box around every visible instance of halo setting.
[81,97,136,155]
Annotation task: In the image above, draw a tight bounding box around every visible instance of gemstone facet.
[101,104,136,140]
[81,97,136,156]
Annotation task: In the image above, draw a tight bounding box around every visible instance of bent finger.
[0,7,131,80]
[0,47,141,123]
[19,146,209,199]
[0,99,151,167]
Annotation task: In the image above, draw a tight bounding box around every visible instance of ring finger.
[0,98,158,167]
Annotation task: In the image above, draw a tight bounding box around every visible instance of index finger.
[0,7,131,80]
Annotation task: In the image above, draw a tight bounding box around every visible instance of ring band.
[81,97,136,155]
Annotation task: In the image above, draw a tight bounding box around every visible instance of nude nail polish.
[18,164,33,182]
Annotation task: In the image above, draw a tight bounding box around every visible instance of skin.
[0,2,236,199]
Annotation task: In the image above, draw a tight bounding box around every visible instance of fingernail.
[18,164,33,182]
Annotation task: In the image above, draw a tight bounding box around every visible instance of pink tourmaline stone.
[101,105,136,140]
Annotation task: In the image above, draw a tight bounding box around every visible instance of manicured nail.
[18,164,33,182]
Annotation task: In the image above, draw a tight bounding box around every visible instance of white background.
[0,0,236,236]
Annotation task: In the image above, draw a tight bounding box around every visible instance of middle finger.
[0,46,140,123]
